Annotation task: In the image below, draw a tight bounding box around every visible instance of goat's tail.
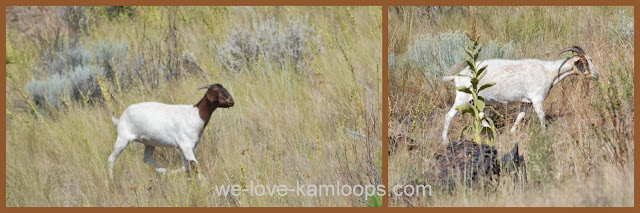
[441,76,456,82]
[110,112,119,127]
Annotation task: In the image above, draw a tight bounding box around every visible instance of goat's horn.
[197,84,212,90]
[558,46,585,57]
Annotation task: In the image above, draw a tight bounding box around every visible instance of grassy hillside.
[5,6,382,207]
[388,6,633,206]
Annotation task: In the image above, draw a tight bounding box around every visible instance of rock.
[396,140,526,206]
[431,140,501,191]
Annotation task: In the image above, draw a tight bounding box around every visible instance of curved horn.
[197,84,212,90]
[558,46,585,57]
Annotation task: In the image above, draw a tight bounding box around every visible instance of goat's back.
[451,59,550,103]
[117,102,205,147]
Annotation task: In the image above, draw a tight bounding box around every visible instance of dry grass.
[388,6,633,207]
[5,6,382,207]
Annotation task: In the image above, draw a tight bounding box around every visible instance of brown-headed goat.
[108,84,234,179]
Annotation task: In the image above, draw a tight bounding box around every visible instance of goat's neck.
[194,97,217,127]
[548,58,576,87]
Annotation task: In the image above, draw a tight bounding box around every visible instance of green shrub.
[211,16,322,74]
[26,38,131,107]
[403,31,517,77]
[26,65,103,107]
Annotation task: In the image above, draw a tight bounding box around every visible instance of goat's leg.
[442,108,458,144]
[180,146,203,180]
[510,103,530,133]
[532,100,546,132]
[108,137,131,179]
[143,145,167,173]
[442,93,469,144]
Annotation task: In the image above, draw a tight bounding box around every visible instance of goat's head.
[198,84,235,108]
[558,46,599,80]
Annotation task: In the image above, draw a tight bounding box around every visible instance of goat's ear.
[576,63,587,73]
[573,57,588,73]
[206,88,219,102]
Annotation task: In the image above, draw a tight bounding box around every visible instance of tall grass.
[6,6,382,207]
[389,6,633,206]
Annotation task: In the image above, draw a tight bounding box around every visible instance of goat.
[441,46,598,143]
[108,84,235,179]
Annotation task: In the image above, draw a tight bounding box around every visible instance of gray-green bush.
[401,31,518,77]
[211,16,322,74]
[26,65,103,107]
[23,7,209,110]
[26,39,127,108]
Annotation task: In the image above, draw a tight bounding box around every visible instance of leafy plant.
[454,7,498,146]
[366,194,382,207]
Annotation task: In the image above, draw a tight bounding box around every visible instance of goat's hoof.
[441,140,449,145]
[170,168,186,174]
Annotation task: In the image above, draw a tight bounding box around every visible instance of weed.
[452,7,498,145]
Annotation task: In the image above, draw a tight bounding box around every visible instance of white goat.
[108,84,235,179]
[441,46,598,143]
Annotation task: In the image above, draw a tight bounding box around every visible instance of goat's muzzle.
[221,99,235,108]
[586,70,599,81]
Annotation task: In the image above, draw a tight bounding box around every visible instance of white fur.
[441,54,598,143]
[108,102,206,179]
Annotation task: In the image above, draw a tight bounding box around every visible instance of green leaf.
[367,194,383,207]
[476,99,485,111]
[471,78,479,90]
[466,59,475,71]
[458,125,471,140]
[473,48,480,61]
[486,118,497,132]
[456,103,475,115]
[478,69,487,80]
[484,118,497,145]
[465,49,474,57]
[477,65,488,77]
[478,82,496,92]
[456,86,472,94]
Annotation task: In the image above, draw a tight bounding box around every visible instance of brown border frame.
[2,0,638,211]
